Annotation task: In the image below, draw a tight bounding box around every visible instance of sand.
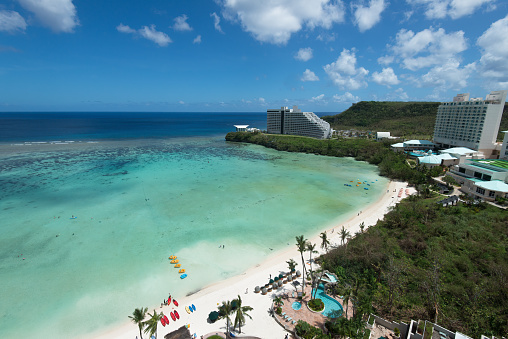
[92,180,414,339]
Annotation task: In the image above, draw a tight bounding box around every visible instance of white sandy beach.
[93,180,414,339]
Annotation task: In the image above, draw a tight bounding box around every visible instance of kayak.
[161,316,166,326]
[173,299,179,307]
[185,306,190,314]
[175,310,180,319]
[192,304,196,311]
[170,312,176,321]
[163,315,169,325]
[180,273,187,279]
[168,296,172,305]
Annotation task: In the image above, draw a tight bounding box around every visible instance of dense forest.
[225,131,508,338]
[320,101,508,141]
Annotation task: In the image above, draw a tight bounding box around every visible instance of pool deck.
[272,281,351,333]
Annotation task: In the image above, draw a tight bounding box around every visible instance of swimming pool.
[292,301,302,311]
[320,272,338,284]
[312,283,343,317]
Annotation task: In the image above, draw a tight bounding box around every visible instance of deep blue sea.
[0,112,268,142]
[0,112,387,339]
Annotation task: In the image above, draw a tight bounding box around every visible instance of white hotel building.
[267,106,333,139]
[433,90,508,157]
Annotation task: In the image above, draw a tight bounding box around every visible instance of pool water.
[292,301,302,310]
[312,283,343,317]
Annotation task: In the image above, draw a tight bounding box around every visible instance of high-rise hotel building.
[267,105,333,139]
[433,90,507,156]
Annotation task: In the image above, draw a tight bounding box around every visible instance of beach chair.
[282,312,286,316]
[230,332,236,338]
[287,317,292,322]
[292,320,296,324]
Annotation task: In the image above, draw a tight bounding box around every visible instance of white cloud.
[352,0,387,32]
[193,35,202,44]
[173,14,192,31]
[311,94,326,102]
[295,47,313,61]
[0,10,27,32]
[117,24,172,46]
[301,69,320,82]
[406,0,493,20]
[116,23,136,34]
[383,27,467,71]
[372,67,400,86]
[220,0,345,45]
[418,61,476,90]
[211,12,223,33]
[477,14,508,88]
[323,48,369,90]
[333,92,360,102]
[18,0,78,33]
[179,100,185,104]
[393,88,409,100]
[139,25,172,46]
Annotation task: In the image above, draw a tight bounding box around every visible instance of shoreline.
[92,180,413,339]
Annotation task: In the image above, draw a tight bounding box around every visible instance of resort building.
[433,90,508,157]
[417,147,480,168]
[376,132,398,141]
[267,106,332,139]
[447,159,508,202]
[390,140,436,152]
[500,131,508,160]
[233,125,260,132]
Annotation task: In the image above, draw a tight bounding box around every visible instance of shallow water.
[0,136,387,338]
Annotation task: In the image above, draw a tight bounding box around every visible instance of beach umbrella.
[254,286,260,293]
[287,275,292,282]
[261,287,267,295]
[274,277,279,282]
[278,273,284,279]
[269,279,274,284]
[208,311,219,323]
[296,270,301,277]
[278,281,283,287]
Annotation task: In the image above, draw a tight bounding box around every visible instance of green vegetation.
[322,196,508,338]
[320,101,508,141]
[128,307,148,339]
[217,296,253,334]
[295,320,331,339]
[308,298,325,312]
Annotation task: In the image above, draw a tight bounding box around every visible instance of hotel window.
[476,187,485,195]
[489,191,495,198]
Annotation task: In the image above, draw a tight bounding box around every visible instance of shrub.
[308,298,325,312]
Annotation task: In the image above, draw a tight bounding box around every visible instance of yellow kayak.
[170,259,179,264]
[175,264,181,268]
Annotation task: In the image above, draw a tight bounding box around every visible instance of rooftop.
[469,159,508,170]
[476,180,508,193]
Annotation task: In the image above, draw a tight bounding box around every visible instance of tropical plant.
[320,231,330,253]
[342,287,352,319]
[143,310,162,339]
[286,258,297,272]
[273,295,284,308]
[128,307,148,339]
[296,235,308,293]
[359,222,365,233]
[233,295,253,333]
[340,226,351,247]
[219,300,233,336]
[306,242,318,275]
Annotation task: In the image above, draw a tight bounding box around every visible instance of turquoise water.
[0,137,386,338]
[313,283,343,318]
[292,301,302,311]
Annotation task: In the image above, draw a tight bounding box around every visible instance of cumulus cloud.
[382,27,467,71]
[18,0,78,33]
[117,24,172,46]
[211,12,223,33]
[372,67,400,86]
[323,48,369,90]
[295,47,313,61]
[219,0,345,45]
[333,92,360,102]
[406,0,493,20]
[477,14,508,88]
[173,14,192,31]
[311,94,326,102]
[301,69,320,81]
[193,35,202,44]
[0,10,27,33]
[418,61,476,90]
[352,0,387,32]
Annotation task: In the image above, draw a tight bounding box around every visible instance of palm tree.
[320,231,330,253]
[128,307,147,339]
[273,295,284,308]
[286,258,297,273]
[306,242,317,275]
[220,300,233,337]
[359,222,365,233]
[233,295,253,333]
[295,235,308,294]
[340,226,351,247]
[342,287,352,319]
[143,310,162,339]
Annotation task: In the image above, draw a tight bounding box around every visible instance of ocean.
[0,112,388,338]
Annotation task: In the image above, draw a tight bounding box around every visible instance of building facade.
[433,90,508,157]
[267,105,332,139]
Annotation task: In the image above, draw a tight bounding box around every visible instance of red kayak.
[174,310,180,319]
[168,296,171,305]
[160,316,166,327]
[170,312,176,321]
[173,299,179,307]
[163,315,169,325]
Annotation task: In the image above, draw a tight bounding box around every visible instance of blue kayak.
[180,274,187,279]
[191,304,196,311]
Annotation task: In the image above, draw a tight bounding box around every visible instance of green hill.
[322,101,508,141]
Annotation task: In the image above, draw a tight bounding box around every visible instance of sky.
[0,0,507,112]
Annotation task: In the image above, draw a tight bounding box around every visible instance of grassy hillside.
[322,101,508,141]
